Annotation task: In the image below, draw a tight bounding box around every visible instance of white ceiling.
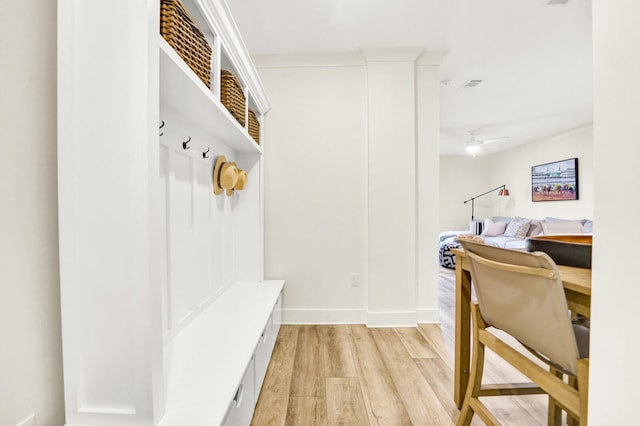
[225,0,593,156]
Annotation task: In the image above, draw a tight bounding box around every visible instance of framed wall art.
[531,158,579,202]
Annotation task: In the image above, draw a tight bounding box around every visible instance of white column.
[57,1,163,424]
[362,47,422,327]
[416,53,446,323]
[591,1,640,422]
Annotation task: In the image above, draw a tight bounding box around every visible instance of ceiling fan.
[465,131,509,154]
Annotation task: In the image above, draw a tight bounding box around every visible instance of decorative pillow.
[480,218,507,237]
[504,219,531,238]
[541,221,585,235]
[439,238,461,269]
[545,217,587,225]
[491,216,513,223]
[526,220,544,237]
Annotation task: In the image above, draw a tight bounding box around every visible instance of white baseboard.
[16,414,35,426]
[417,308,440,324]
[366,310,418,328]
[282,308,441,327]
[282,308,367,324]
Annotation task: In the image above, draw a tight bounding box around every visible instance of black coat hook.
[182,136,191,150]
[203,147,210,159]
[159,120,165,136]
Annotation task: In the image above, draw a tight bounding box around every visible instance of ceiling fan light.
[465,144,481,154]
[545,0,570,6]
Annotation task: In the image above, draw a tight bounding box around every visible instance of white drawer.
[269,293,283,352]
[223,356,256,426]
[254,320,272,397]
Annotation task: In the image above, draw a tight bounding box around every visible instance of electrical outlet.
[16,414,35,426]
[350,273,360,287]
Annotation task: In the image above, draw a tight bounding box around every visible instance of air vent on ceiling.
[546,0,570,6]
[460,79,483,89]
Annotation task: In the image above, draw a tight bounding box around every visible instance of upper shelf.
[159,37,263,155]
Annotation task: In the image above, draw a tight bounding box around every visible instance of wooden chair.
[456,240,589,426]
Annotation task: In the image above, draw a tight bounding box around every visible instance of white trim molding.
[366,310,418,328]
[417,308,440,324]
[282,308,367,325]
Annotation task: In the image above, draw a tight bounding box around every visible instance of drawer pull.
[233,384,244,407]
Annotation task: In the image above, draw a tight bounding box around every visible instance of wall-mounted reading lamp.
[463,184,510,221]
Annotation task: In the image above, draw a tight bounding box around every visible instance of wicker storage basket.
[160,0,212,88]
[220,69,246,126]
[247,109,260,144]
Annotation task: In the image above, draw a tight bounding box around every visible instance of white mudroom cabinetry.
[57,0,282,425]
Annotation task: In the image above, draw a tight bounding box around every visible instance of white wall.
[488,125,594,221]
[0,1,65,425]
[439,125,593,233]
[258,55,370,323]
[257,51,442,325]
[439,156,491,232]
[591,1,640,422]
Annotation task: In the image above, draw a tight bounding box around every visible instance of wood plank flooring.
[251,268,547,425]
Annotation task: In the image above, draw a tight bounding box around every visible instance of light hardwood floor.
[251,268,548,425]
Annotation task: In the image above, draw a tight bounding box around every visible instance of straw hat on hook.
[213,155,239,196]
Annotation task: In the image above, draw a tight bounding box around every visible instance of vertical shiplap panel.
[223,193,235,286]
[168,153,195,328]
[211,183,226,297]
[193,160,213,305]
[233,155,261,281]
[159,147,170,334]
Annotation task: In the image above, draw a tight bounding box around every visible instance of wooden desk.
[452,247,592,408]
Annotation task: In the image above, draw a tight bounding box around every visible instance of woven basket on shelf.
[220,69,246,126]
[247,109,260,144]
[160,0,212,88]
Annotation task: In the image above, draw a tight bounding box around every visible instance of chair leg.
[577,359,589,426]
[457,303,488,426]
[564,361,589,426]
[567,375,578,426]
[548,367,563,426]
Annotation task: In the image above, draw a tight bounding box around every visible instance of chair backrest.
[460,240,581,374]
